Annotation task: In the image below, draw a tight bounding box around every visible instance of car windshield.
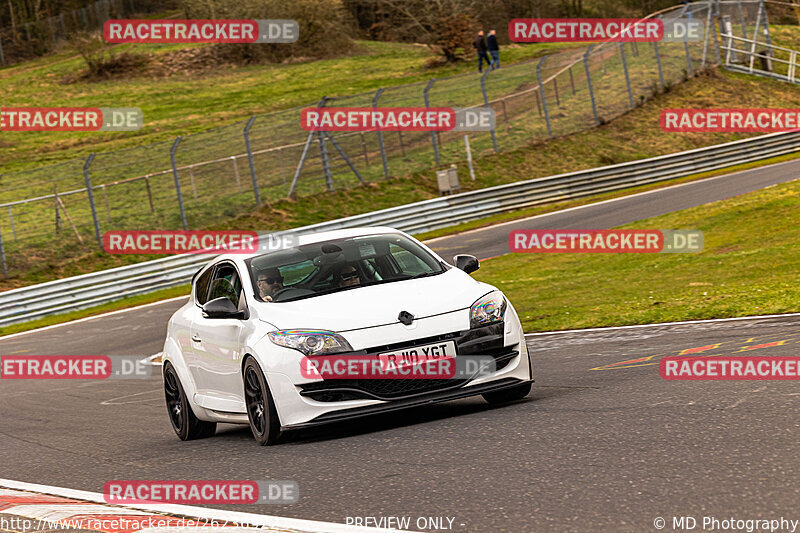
[245,233,446,302]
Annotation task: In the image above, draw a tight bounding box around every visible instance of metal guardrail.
[1,130,799,328]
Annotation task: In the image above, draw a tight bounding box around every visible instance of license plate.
[378,340,456,369]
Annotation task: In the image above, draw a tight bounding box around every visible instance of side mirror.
[202,297,245,319]
[454,254,479,274]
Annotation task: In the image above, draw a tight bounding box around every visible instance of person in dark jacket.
[487,29,500,69]
[473,30,490,73]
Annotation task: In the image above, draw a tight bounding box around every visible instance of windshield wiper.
[408,271,439,279]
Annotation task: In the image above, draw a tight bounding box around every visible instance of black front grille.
[301,377,467,401]
[299,322,519,402]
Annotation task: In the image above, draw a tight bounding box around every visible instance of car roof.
[214,226,406,264]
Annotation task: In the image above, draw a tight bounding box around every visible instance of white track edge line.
[0,478,416,533]
[523,312,800,337]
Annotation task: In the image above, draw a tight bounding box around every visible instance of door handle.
[192,335,202,343]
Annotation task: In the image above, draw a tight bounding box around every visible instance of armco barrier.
[1,130,799,327]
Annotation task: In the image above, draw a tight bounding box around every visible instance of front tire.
[163,362,217,440]
[482,381,531,404]
[243,357,282,446]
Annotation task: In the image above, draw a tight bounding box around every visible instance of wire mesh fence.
[0,0,773,276]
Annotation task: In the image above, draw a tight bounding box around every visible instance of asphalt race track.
[1,161,799,532]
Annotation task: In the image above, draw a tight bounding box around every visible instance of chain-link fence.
[0,1,772,276]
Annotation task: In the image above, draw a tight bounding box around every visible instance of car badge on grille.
[398,311,415,325]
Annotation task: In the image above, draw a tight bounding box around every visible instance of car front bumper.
[261,303,531,428]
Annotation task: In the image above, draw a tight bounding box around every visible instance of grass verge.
[473,179,800,333]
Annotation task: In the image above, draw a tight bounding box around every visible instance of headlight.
[470,291,507,328]
[268,329,353,356]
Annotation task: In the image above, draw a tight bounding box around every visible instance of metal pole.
[760,0,772,48]
[480,69,499,152]
[759,0,773,71]
[569,66,576,95]
[464,135,475,181]
[701,3,713,67]
[289,131,316,198]
[372,88,389,179]
[584,44,599,126]
[712,6,723,65]
[318,131,333,191]
[620,42,634,109]
[654,41,665,91]
[170,136,188,230]
[536,56,552,137]
[83,154,103,249]
[243,116,262,205]
[737,0,748,39]
[0,225,7,277]
[322,132,365,184]
[683,23,695,77]
[749,3,763,72]
[315,97,333,190]
[144,177,155,213]
[423,79,440,165]
[553,77,560,107]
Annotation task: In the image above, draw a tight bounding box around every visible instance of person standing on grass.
[487,29,500,70]
[473,30,490,73]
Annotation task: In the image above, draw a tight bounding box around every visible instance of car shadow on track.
[213,394,544,445]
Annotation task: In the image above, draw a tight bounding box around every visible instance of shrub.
[179,0,355,63]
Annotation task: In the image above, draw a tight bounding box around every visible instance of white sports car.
[162,227,533,445]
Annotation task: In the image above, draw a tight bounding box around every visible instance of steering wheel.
[270,287,293,299]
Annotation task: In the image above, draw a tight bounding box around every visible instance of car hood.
[254,268,493,332]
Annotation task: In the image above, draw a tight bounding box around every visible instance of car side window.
[389,243,428,275]
[207,264,242,308]
[195,267,214,306]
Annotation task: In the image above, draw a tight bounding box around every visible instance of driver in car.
[257,267,284,301]
[336,265,361,288]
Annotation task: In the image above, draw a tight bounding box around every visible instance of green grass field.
[474,178,800,332]
[0,39,576,173]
